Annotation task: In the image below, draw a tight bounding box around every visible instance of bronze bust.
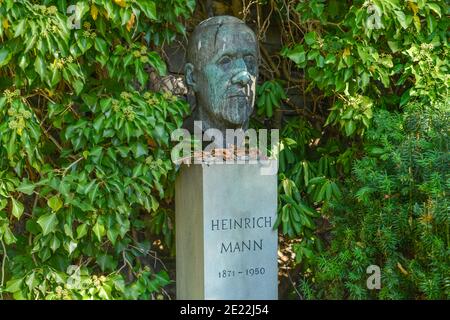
[184,16,259,134]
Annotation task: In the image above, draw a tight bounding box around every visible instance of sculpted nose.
[231,70,251,86]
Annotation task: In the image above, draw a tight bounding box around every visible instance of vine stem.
[63,157,84,175]
[289,271,303,300]
[1,239,7,299]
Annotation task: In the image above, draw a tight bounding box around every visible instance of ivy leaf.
[148,52,167,76]
[3,226,17,245]
[5,278,24,293]
[304,31,316,46]
[285,45,306,65]
[311,1,324,16]
[361,72,370,89]
[75,1,90,21]
[64,223,73,238]
[388,41,400,53]
[47,195,63,212]
[137,66,148,86]
[37,213,59,236]
[65,240,78,255]
[96,254,117,272]
[16,180,35,195]
[153,271,170,286]
[344,120,356,136]
[114,0,127,8]
[39,247,51,261]
[73,79,84,95]
[34,55,46,81]
[100,98,112,112]
[131,142,148,158]
[107,227,119,245]
[121,8,132,26]
[413,15,421,32]
[394,10,408,29]
[93,220,105,242]
[427,3,441,17]
[13,19,26,38]
[49,235,61,252]
[426,14,436,33]
[76,223,88,239]
[50,68,61,87]
[94,37,108,55]
[324,53,336,64]
[136,0,157,20]
[11,198,24,220]
[307,50,319,61]
[91,4,99,20]
[0,47,12,67]
[25,272,36,292]
[0,199,6,211]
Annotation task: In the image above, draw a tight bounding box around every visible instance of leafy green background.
[0,0,448,299]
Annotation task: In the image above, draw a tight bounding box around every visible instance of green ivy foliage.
[0,0,193,299]
[271,0,448,299]
[0,0,448,300]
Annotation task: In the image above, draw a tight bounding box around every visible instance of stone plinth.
[175,162,278,300]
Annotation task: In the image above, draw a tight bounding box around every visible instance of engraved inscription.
[220,239,263,254]
[211,216,273,255]
[211,216,272,231]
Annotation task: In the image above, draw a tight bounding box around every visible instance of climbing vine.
[244,0,449,299]
[0,0,193,299]
[0,0,448,300]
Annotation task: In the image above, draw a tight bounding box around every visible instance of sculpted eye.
[244,55,256,72]
[218,55,232,67]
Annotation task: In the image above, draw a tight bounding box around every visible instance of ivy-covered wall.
[0,0,448,300]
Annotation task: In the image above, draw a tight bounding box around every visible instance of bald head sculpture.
[185,16,259,133]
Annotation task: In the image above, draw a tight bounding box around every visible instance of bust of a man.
[184,16,259,134]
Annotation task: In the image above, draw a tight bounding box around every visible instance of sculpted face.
[186,17,259,131]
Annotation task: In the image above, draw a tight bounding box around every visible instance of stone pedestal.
[175,162,278,300]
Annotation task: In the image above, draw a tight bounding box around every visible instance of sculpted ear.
[185,63,197,91]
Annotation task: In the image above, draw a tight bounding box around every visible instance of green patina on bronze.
[185,16,259,133]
